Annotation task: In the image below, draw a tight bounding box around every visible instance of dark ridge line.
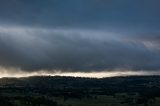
[1,75,160,80]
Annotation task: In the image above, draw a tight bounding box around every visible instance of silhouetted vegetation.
[0,76,160,106]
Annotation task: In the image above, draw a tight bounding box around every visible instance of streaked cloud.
[0,25,160,72]
[0,0,160,76]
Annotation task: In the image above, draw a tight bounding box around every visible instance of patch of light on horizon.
[0,67,159,78]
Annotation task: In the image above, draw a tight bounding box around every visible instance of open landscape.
[0,0,160,106]
[0,76,160,106]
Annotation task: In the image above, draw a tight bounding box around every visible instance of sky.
[0,0,160,77]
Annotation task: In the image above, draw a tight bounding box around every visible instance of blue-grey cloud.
[0,0,160,29]
[0,26,160,72]
[0,0,160,72]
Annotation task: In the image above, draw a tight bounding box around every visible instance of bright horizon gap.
[0,69,160,78]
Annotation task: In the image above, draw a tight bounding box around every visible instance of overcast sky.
[0,0,160,74]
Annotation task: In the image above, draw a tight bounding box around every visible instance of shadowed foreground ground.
[0,76,160,106]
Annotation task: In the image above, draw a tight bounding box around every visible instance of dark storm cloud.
[0,0,160,28]
[0,26,160,72]
[0,0,160,72]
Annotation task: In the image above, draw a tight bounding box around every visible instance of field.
[0,76,160,106]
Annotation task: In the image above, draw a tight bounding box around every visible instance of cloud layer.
[0,26,160,72]
[0,0,160,74]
